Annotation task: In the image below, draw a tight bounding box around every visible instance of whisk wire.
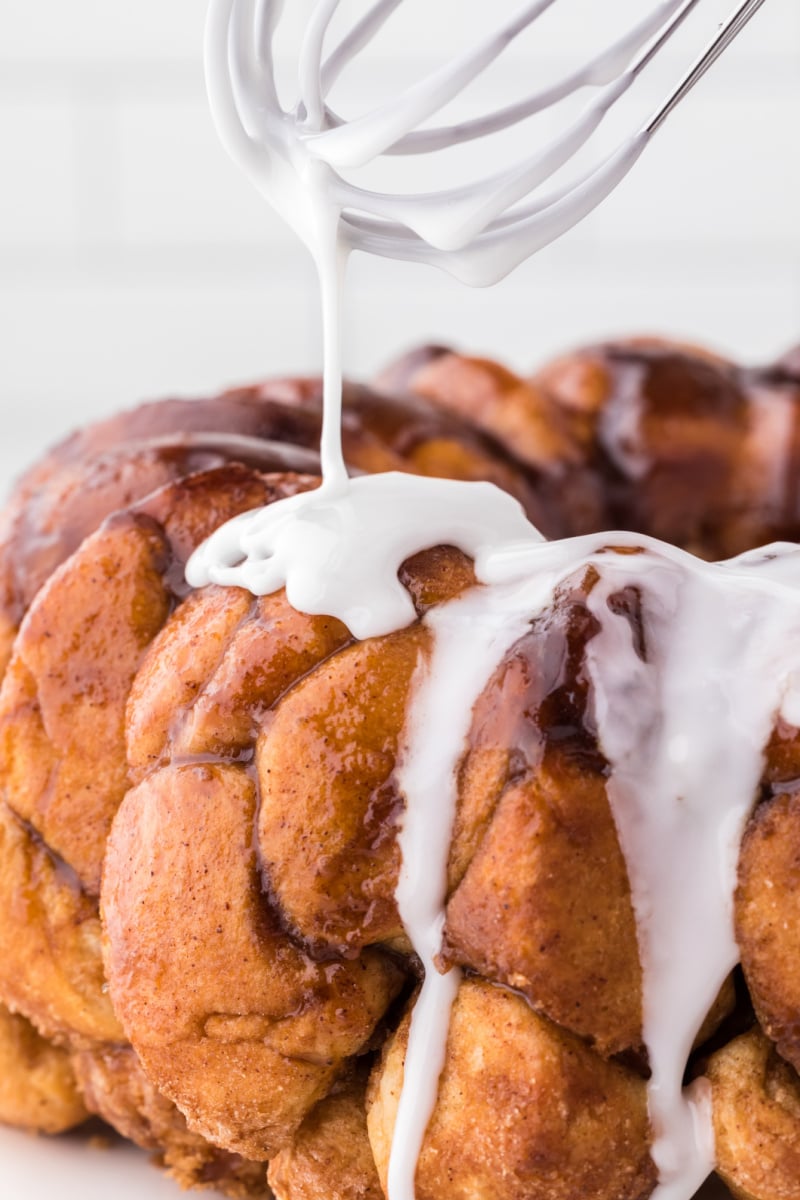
[304,0,562,165]
[317,0,699,156]
[307,0,711,252]
[320,0,404,95]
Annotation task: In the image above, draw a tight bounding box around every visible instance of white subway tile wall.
[0,0,798,491]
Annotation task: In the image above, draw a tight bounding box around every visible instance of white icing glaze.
[390,592,535,1200]
[193,4,781,1199]
[568,539,800,1199]
[186,472,540,638]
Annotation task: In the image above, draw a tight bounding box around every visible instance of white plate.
[0,1121,737,1200]
[0,1124,227,1200]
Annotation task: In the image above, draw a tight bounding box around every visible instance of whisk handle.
[647,0,769,134]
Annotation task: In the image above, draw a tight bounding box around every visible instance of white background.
[0,0,798,492]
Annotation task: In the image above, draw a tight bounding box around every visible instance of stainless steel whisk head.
[207,0,769,283]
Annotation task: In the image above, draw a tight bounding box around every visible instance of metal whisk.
[207,0,769,284]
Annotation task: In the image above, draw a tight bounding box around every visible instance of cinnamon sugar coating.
[72,1045,270,1197]
[267,1070,384,1200]
[104,762,402,1160]
[707,1027,800,1200]
[103,542,715,1191]
[736,789,800,1075]
[0,465,318,1176]
[0,1006,87,1134]
[367,979,656,1200]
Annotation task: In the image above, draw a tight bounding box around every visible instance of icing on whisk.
[204,0,766,286]
[201,0,767,492]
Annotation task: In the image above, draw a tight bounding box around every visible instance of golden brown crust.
[253,561,647,1055]
[72,1045,270,1197]
[382,347,606,539]
[0,516,172,895]
[125,585,255,780]
[0,437,314,639]
[267,1073,383,1200]
[0,1007,87,1134]
[0,469,314,1049]
[535,340,800,559]
[0,799,122,1045]
[390,351,581,472]
[127,585,351,780]
[366,979,656,1200]
[0,608,15,681]
[708,1027,800,1200]
[102,762,404,1160]
[256,628,424,954]
[736,791,800,1073]
[0,466,329,1182]
[445,753,641,1056]
[102,535,737,1197]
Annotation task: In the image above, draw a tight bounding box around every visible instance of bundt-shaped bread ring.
[3,337,800,1198]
